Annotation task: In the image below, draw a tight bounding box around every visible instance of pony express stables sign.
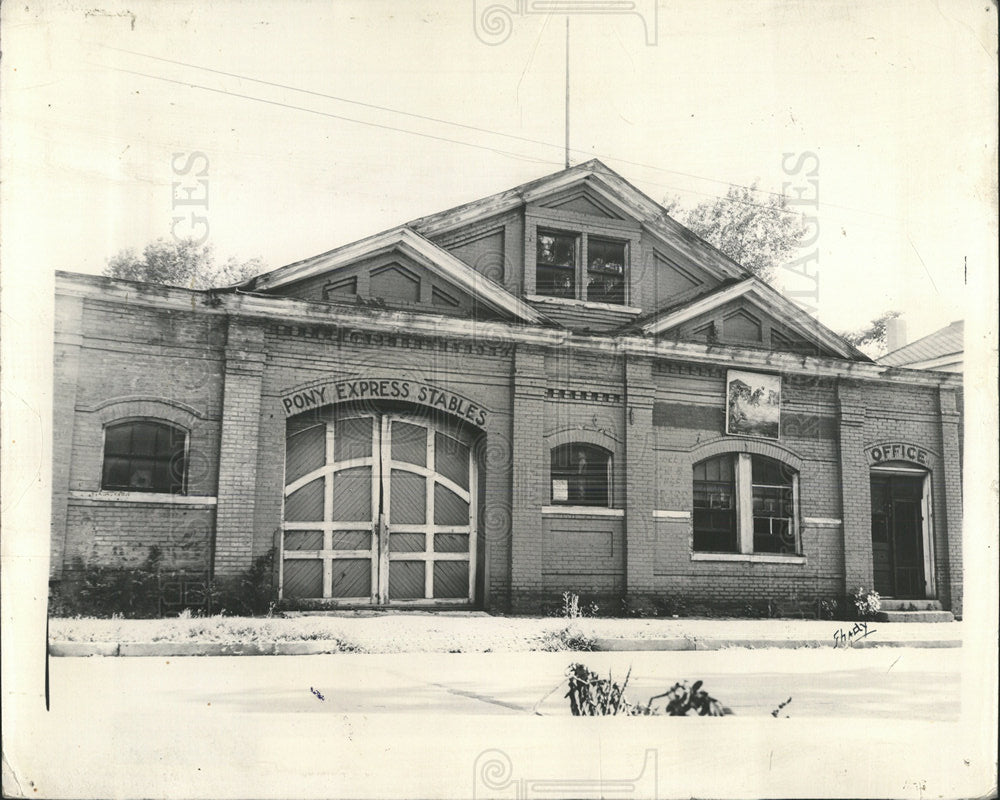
[281,378,489,427]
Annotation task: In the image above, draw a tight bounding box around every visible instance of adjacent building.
[51,160,964,616]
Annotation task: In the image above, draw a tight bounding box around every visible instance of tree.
[104,238,265,289]
[664,183,808,283]
[840,310,903,359]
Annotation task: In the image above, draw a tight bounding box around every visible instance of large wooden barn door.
[281,411,477,606]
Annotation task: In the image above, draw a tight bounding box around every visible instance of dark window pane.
[536,265,575,298]
[130,422,159,457]
[587,238,626,305]
[551,443,611,506]
[693,455,737,552]
[751,457,797,554]
[103,424,132,457]
[102,421,187,493]
[537,231,576,266]
[537,231,577,299]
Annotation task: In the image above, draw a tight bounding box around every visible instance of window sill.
[525,295,642,314]
[542,505,624,517]
[69,490,217,506]
[691,552,806,565]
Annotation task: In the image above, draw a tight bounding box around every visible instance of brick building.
[51,160,964,616]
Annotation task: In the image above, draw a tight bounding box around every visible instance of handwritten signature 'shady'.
[833,621,876,647]
[310,687,325,701]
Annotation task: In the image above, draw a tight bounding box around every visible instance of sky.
[2,0,996,342]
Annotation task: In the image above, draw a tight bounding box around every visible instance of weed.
[565,663,732,716]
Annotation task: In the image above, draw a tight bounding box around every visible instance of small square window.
[102,420,187,494]
[550,443,611,507]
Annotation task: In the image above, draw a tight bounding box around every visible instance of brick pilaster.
[509,345,545,606]
[938,387,963,616]
[624,355,656,598]
[837,380,872,596]
[213,319,266,577]
[50,295,83,578]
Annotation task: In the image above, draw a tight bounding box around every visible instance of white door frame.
[870,464,935,599]
[280,409,478,606]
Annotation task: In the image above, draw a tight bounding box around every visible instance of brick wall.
[52,276,963,616]
[63,500,214,575]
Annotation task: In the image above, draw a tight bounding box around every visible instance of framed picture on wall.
[726,370,781,438]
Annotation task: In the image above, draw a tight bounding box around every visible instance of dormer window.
[536,230,577,299]
[586,237,627,305]
[534,228,629,306]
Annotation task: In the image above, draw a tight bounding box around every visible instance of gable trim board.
[640,278,869,361]
[408,159,747,284]
[245,226,548,325]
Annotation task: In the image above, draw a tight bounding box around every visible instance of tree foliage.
[104,238,265,289]
[840,310,903,358]
[664,183,808,283]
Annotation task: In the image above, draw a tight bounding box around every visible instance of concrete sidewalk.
[47,615,963,657]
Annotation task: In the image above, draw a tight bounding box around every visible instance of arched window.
[692,453,799,555]
[550,443,612,507]
[102,420,188,494]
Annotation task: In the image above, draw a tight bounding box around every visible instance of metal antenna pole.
[565,17,570,169]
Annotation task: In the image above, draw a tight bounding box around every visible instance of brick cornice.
[55,271,964,390]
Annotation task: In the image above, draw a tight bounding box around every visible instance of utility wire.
[99,45,921,224]
[98,45,813,204]
[107,67,560,167]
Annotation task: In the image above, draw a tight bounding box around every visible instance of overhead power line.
[99,45,916,225]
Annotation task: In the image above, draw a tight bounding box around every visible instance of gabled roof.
[879,320,963,369]
[241,226,549,325]
[636,277,871,361]
[408,159,749,284]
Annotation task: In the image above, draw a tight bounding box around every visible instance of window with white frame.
[535,229,628,305]
[101,420,188,494]
[550,443,612,507]
[693,453,799,554]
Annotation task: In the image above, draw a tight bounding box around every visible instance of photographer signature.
[833,621,876,647]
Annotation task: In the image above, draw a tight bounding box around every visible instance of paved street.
[49,646,959,719]
[8,647,984,799]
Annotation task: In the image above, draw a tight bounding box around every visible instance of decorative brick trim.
[802,517,842,527]
[686,437,805,472]
[83,396,205,429]
[546,387,622,404]
[653,510,690,519]
[545,427,620,449]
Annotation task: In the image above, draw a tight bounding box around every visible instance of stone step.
[874,610,955,623]
[879,599,943,612]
